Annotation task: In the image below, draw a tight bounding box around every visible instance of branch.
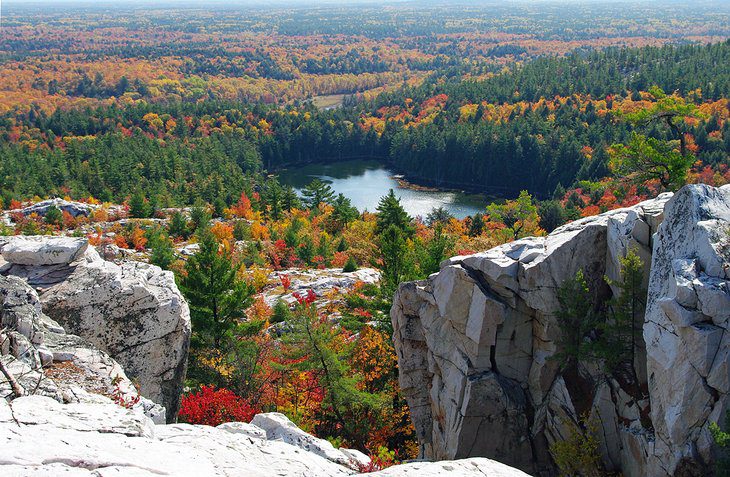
[0,356,25,398]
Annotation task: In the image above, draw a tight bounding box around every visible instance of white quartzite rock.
[1,236,191,421]
[644,184,730,475]
[0,396,527,476]
[392,192,678,475]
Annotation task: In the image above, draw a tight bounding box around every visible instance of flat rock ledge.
[0,395,527,477]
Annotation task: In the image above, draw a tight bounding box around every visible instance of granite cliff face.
[392,184,730,476]
[0,236,191,421]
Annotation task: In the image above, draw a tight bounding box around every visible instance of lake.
[277,159,487,219]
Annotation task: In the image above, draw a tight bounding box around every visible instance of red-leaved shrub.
[178,386,257,426]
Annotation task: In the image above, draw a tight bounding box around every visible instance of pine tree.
[279,297,383,447]
[44,205,63,226]
[379,224,410,293]
[597,250,646,375]
[168,210,189,239]
[375,189,412,236]
[149,230,176,270]
[129,190,149,218]
[180,229,255,351]
[189,198,211,232]
[302,178,335,210]
[331,193,358,231]
[486,190,541,240]
[554,269,601,370]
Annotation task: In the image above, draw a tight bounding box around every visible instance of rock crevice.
[393,187,730,475]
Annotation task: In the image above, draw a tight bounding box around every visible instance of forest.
[1,1,729,472]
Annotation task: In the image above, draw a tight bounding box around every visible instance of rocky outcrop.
[0,274,165,422]
[643,184,730,474]
[392,186,730,475]
[0,236,191,421]
[13,198,96,218]
[0,394,528,476]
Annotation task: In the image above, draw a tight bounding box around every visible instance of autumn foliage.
[179,386,258,426]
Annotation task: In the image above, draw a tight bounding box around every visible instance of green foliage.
[331,193,358,231]
[539,200,567,233]
[468,213,485,237]
[378,224,411,294]
[426,206,453,226]
[279,300,384,447]
[609,132,694,191]
[302,178,335,210]
[549,415,605,477]
[336,236,348,252]
[418,224,454,276]
[595,250,646,375]
[189,199,211,232]
[271,299,293,324]
[610,87,702,191]
[342,255,358,273]
[168,210,190,239]
[297,234,315,264]
[486,190,540,240]
[129,190,150,218]
[711,412,730,475]
[179,228,255,352]
[148,228,177,270]
[375,190,412,237]
[233,220,251,241]
[554,269,601,370]
[44,205,63,226]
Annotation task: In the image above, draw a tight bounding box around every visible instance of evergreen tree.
[331,193,358,231]
[129,190,149,218]
[486,190,541,240]
[554,269,602,370]
[426,206,453,226]
[282,185,301,211]
[468,213,485,237]
[168,210,189,239]
[44,205,63,226]
[421,224,454,276]
[148,228,176,270]
[180,229,255,351]
[597,250,646,376]
[538,200,566,233]
[378,224,410,293]
[302,178,335,210]
[279,297,383,447]
[342,255,358,273]
[189,198,211,232]
[375,189,412,236]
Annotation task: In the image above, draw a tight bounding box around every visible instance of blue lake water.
[277,159,487,219]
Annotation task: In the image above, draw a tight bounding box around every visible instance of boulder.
[0,236,88,266]
[1,237,191,422]
[15,198,96,218]
[0,274,165,422]
[252,412,370,468]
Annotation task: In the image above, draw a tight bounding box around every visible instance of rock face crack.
[390,189,730,475]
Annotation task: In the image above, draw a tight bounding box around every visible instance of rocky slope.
[391,184,730,476]
[0,236,191,421]
[0,233,528,476]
